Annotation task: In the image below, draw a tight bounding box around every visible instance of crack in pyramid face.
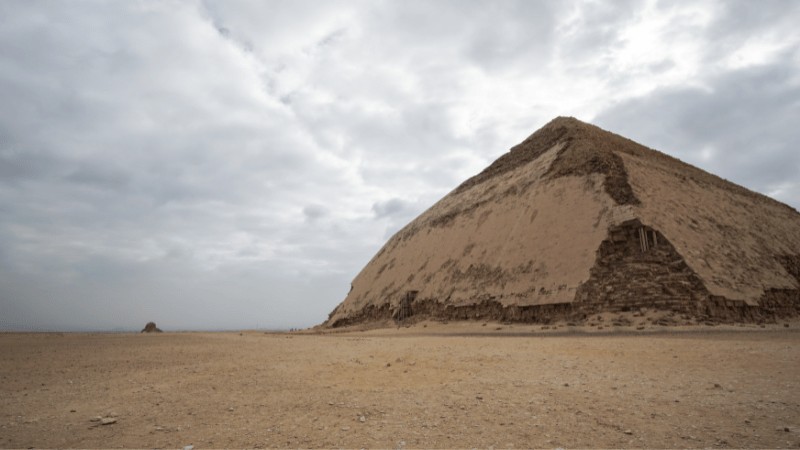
[324,117,800,328]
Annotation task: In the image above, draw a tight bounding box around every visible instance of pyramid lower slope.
[325,117,800,327]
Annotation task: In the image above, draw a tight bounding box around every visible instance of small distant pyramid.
[324,117,800,327]
[141,322,162,333]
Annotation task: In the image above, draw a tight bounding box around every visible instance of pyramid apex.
[453,115,623,197]
[541,115,595,130]
[535,115,606,138]
[544,115,587,125]
[515,116,606,149]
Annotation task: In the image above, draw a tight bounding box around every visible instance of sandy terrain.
[2,323,800,449]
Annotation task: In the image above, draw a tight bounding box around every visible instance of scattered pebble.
[624,430,633,435]
[100,417,117,425]
[359,416,366,423]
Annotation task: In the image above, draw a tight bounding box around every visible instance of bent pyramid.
[325,117,800,327]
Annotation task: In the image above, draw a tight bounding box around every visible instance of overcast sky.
[1,0,798,331]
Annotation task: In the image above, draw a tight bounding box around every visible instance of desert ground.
[2,322,800,449]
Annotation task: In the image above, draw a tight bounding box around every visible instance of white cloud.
[0,0,798,330]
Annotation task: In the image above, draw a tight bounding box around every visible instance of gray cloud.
[0,0,798,330]
[302,204,329,222]
[372,198,408,219]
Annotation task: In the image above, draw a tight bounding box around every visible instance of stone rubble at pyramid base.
[327,295,799,329]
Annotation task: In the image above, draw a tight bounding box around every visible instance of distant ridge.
[324,117,800,328]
